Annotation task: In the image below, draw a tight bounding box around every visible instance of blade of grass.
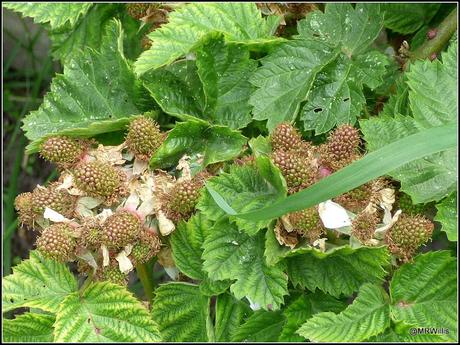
[207,124,457,221]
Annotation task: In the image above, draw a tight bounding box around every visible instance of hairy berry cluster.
[351,211,379,243]
[130,230,162,265]
[102,210,142,249]
[165,177,205,223]
[125,116,164,161]
[126,3,151,19]
[288,207,324,243]
[385,214,434,262]
[36,223,76,262]
[397,192,426,215]
[320,124,361,171]
[39,136,88,168]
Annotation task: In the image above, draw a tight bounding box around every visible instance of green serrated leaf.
[22,19,148,153]
[202,218,288,310]
[367,326,447,342]
[380,75,410,117]
[134,3,282,75]
[286,246,390,298]
[248,135,272,157]
[390,251,457,342]
[434,193,457,242]
[297,284,391,342]
[2,251,77,313]
[361,42,457,203]
[143,33,257,129]
[152,282,209,342]
[381,4,440,34]
[150,120,246,170]
[249,39,339,130]
[54,282,161,342]
[200,277,233,297]
[199,156,286,235]
[2,313,55,342]
[297,3,384,57]
[215,293,252,342]
[3,2,93,29]
[232,310,285,342]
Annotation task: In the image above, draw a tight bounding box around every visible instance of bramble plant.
[2,2,458,343]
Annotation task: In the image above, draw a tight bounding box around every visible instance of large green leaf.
[22,19,148,153]
[248,39,339,130]
[199,156,286,235]
[381,4,441,34]
[390,251,457,342]
[297,3,384,56]
[2,313,55,342]
[2,251,77,313]
[361,42,457,203]
[297,284,391,342]
[150,120,246,170]
[202,218,288,310]
[3,2,93,29]
[134,2,281,75]
[232,310,285,342]
[54,282,161,342]
[143,33,257,129]
[286,246,390,298]
[151,283,209,342]
[215,293,252,342]
[434,193,457,242]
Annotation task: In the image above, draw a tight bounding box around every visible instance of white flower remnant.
[318,200,352,229]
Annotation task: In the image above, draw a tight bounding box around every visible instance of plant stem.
[136,263,155,302]
[410,7,457,61]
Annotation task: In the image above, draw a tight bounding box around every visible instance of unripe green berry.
[36,223,76,262]
[166,179,204,222]
[102,210,142,249]
[131,230,162,265]
[31,183,76,219]
[40,136,85,167]
[397,193,426,215]
[73,161,124,199]
[272,150,313,194]
[15,192,34,227]
[351,211,379,243]
[289,207,324,243]
[125,116,164,161]
[271,123,303,152]
[97,262,128,286]
[385,214,434,262]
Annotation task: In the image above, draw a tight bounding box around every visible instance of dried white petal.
[133,157,148,175]
[312,238,327,252]
[102,245,110,267]
[116,250,134,274]
[75,248,98,270]
[157,210,175,236]
[96,209,113,224]
[56,174,73,190]
[318,200,352,229]
[137,198,155,218]
[374,209,402,239]
[176,155,192,181]
[164,267,180,280]
[43,207,68,223]
[280,215,295,233]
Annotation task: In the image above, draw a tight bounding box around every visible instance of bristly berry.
[130,230,162,265]
[288,207,324,243]
[385,214,434,262]
[351,211,379,243]
[272,150,314,194]
[97,261,128,286]
[102,210,142,249]
[73,161,126,202]
[80,219,104,249]
[270,123,303,152]
[40,136,86,168]
[15,192,34,227]
[333,183,372,214]
[31,183,76,219]
[165,178,204,222]
[126,3,151,19]
[397,192,426,215]
[36,223,76,262]
[320,124,360,171]
[125,116,164,161]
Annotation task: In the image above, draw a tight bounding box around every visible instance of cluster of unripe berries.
[15,116,206,285]
[267,122,434,260]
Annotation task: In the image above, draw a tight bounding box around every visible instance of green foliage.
[232,310,286,342]
[361,42,457,203]
[134,2,281,75]
[434,193,457,241]
[297,284,391,342]
[381,4,441,34]
[3,313,55,342]
[54,282,161,342]
[286,246,390,297]
[22,19,148,153]
[215,293,252,342]
[143,33,257,129]
[151,283,209,342]
[3,2,93,29]
[390,251,457,342]
[202,218,288,310]
[2,251,77,313]
[150,119,246,170]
